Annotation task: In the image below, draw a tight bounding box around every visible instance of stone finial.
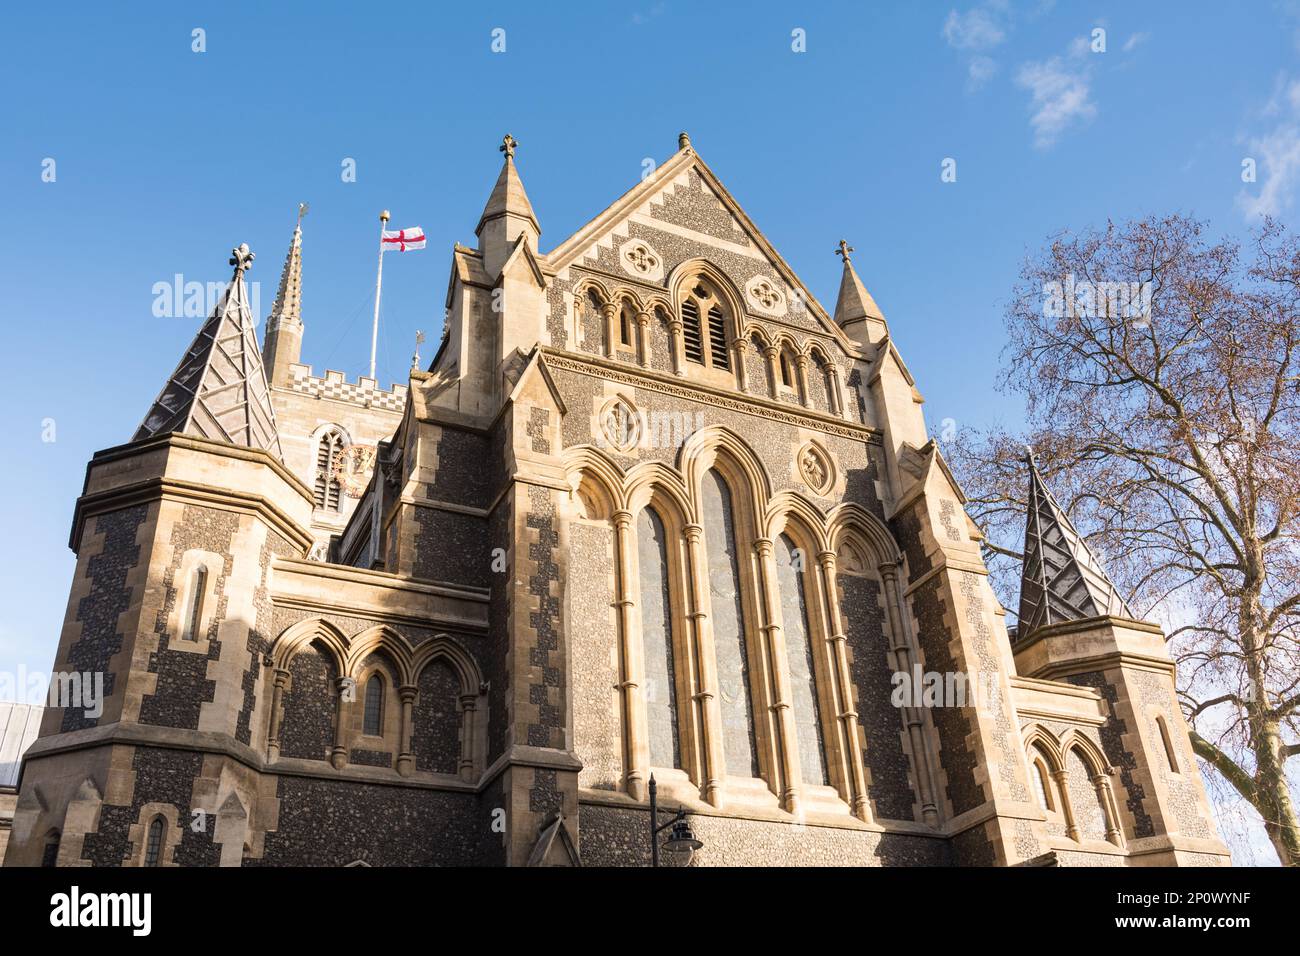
[411,329,426,370]
[296,202,309,228]
[500,134,518,159]
[678,131,691,150]
[230,243,254,275]
[835,239,854,264]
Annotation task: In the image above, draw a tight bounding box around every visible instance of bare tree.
[947,214,1300,866]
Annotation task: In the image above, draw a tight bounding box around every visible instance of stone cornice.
[71,475,313,554]
[540,348,881,444]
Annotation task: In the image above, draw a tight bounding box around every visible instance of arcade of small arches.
[563,425,943,825]
[1022,725,1126,847]
[572,262,851,420]
[263,620,487,781]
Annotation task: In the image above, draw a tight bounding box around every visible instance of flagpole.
[370,209,390,380]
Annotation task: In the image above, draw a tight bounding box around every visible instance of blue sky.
[2,1,1296,861]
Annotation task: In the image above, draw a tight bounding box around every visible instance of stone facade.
[2,135,1231,867]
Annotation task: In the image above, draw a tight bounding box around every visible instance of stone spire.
[262,204,306,386]
[134,243,284,460]
[1017,450,1133,639]
[477,134,540,276]
[832,240,888,347]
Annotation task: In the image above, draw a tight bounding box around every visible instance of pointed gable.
[546,138,853,346]
[1018,452,1134,637]
[135,244,284,460]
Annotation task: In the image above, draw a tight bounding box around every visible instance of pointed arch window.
[314,428,346,511]
[701,470,758,777]
[182,564,209,642]
[618,302,635,349]
[363,674,384,736]
[680,280,730,371]
[144,815,166,867]
[779,350,794,388]
[776,534,828,786]
[638,507,680,769]
[1032,756,1055,811]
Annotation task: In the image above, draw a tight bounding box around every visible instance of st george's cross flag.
[381,226,426,252]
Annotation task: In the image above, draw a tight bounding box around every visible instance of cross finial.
[835,239,854,264]
[296,202,309,228]
[230,243,254,275]
[1024,444,1036,464]
[411,329,426,370]
[500,134,518,159]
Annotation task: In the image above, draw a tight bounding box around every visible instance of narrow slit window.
[1156,715,1180,773]
[144,816,165,867]
[182,565,208,642]
[619,303,635,348]
[364,675,384,736]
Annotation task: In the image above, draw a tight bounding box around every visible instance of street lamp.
[649,774,703,867]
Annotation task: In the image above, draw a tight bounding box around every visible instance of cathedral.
[3,133,1231,867]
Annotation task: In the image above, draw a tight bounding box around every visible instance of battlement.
[282,363,409,413]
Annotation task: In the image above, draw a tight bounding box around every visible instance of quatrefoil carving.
[617,238,664,282]
[746,276,786,315]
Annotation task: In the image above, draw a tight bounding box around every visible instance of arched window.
[41,829,60,868]
[638,507,680,769]
[618,302,635,349]
[780,349,795,388]
[1032,755,1055,811]
[363,674,384,737]
[182,564,208,642]
[701,469,757,777]
[680,280,730,371]
[776,534,828,785]
[314,429,346,511]
[144,815,166,867]
[1156,714,1180,773]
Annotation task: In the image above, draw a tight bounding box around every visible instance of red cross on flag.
[381,226,426,252]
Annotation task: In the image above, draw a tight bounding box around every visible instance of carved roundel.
[745,275,787,316]
[598,395,642,453]
[618,238,664,282]
[797,441,834,496]
[334,444,378,498]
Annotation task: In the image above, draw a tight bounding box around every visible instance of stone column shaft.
[614,510,648,800]
[684,524,724,805]
[753,537,800,814]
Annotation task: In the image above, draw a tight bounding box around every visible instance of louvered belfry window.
[682,299,704,364]
[314,429,345,511]
[681,279,730,371]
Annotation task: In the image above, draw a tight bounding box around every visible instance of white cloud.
[1238,75,1300,219]
[1015,53,1096,148]
[1122,32,1148,52]
[943,4,1007,50]
[943,2,1011,93]
[967,55,999,90]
